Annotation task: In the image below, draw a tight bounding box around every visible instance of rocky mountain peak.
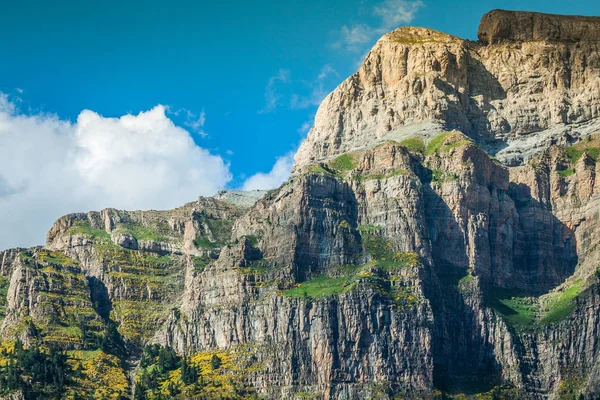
[292,9,600,171]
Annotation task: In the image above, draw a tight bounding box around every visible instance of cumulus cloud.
[0,94,231,249]
[242,152,295,191]
[332,0,424,52]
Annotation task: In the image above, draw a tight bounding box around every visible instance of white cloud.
[373,0,423,27]
[333,24,374,51]
[332,0,424,52]
[242,152,295,191]
[168,107,207,137]
[258,69,290,114]
[298,121,312,134]
[183,109,207,136]
[0,94,231,249]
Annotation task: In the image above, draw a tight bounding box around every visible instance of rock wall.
[293,19,600,170]
[478,10,600,44]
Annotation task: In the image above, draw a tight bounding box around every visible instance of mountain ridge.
[1,9,600,400]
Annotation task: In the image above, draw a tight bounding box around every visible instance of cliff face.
[478,10,600,44]
[293,12,600,170]
[1,9,600,400]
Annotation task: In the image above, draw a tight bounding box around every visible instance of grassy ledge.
[426,131,473,156]
[66,220,111,241]
[400,137,426,153]
[565,135,600,164]
[487,279,586,331]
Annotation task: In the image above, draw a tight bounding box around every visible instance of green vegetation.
[133,344,261,399]
[329,153,357,172]
[389,29,452,45]
[283,275,356,298]
[241,235,260,247]
[362,234,420,269]
[458,274,474,285]
[193,218,233,250]
[439,384,523,399]
[284,231,421,308]
[430,169,458,183]
[425,132,452,155]
[192,256,209,272]
[487,280,586,331]
[540,280,584,325]
[6,252,110,349]
[38,250,78,267]
[0,276,9,320]
[339,220,351,229]
[93,243,182,344]
[426,131,473,156]
[357,225,382,233]
[400,137,426,153]
[308,164,337,176]
[0,340,71,398]
[487,288,537,330]
[564,134,600,164]
[309,153,359,178]
[65,220,111,241]
[556,168,576,177]
[193,237,219,248]
[116,222,168,242]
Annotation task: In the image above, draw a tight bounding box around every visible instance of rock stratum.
[1,9,600,400]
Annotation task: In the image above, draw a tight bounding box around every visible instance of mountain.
[1,9,600,400]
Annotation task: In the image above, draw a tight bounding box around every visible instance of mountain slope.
[1,9,600,400]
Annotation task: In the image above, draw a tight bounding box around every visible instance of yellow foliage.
[65,350,129,400]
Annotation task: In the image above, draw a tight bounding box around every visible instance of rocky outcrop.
[293,13,600,170]
[478,10,600,44]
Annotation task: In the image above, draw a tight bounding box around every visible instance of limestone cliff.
[1,10,600,400]
[293,10,600,170]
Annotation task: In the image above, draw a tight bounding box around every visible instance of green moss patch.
[426,132,452,155]
[308,164,337,176]
[329,153,357,172]
[426,131,473,156]
[357,225,382,233]
[283,275,356,298]
[556,168,576,177]
[540,280,584,325]
[115,222,169,242]
[430,169,458,183]
[0,276,9,320]
[38,250,79,267]
[487,288,537,330]
[355,169,408,182]
[400,137,426,153]
[487,280,586,331]
[193,218,233,249]
[565,135,600,163]
[192,256,210,272]
[66,220,111,241]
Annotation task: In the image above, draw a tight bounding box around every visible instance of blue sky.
[1,0,599,248]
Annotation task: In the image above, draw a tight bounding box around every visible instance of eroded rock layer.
[1,10,600,400]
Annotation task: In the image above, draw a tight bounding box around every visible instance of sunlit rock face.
[2,10,600,400]
[294,11,600,171]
